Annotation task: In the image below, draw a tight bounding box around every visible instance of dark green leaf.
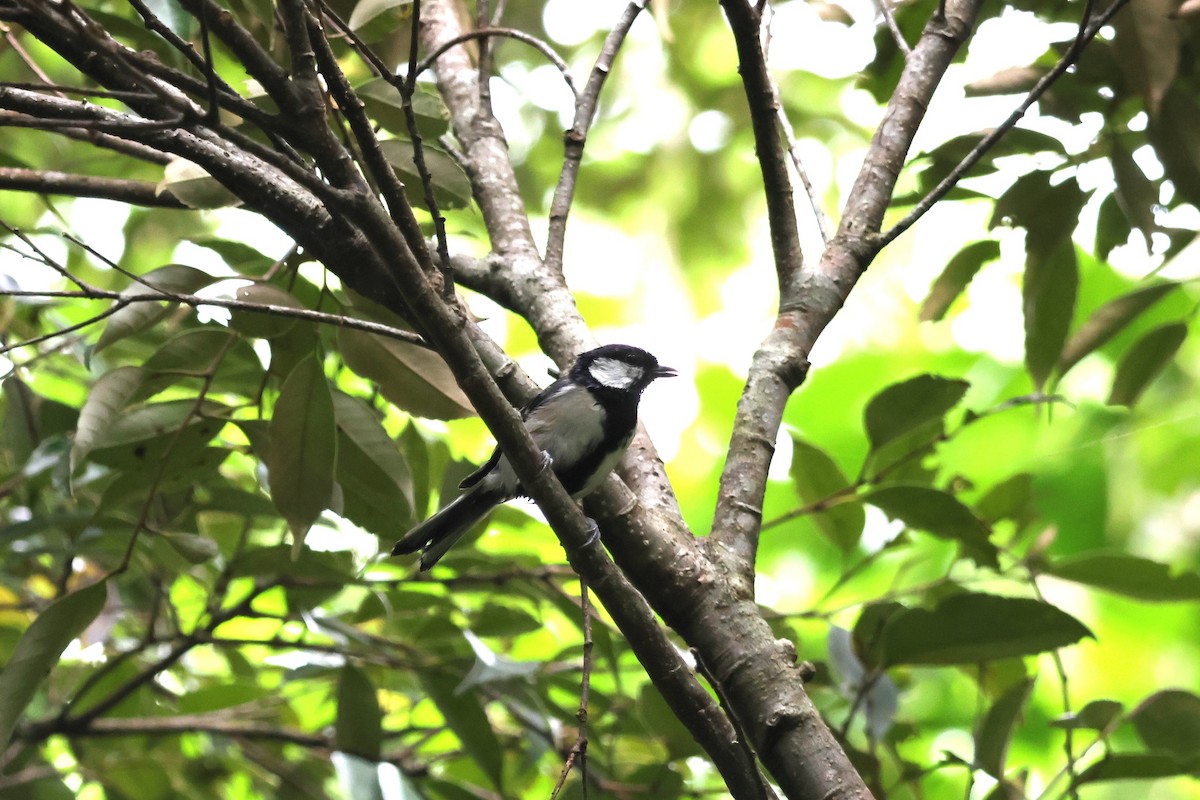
[144,329,235,373]
[880,593,1093,666]
[1132,690,1200,760]
[1112,0,1180,118]
[338,328,474,420]
[94,265,215,354]
[356,78,450,135]
[228,284,304,339]
[863,485,997,568]
[87,401,227,470]
[1148,89,1200,207]
[1095,193,1131,260]
[920,240,1001,322]
[1058,282,1177,374]
[336,665,382,760]
[1110,139,1158,247]
[975,678,1035,777]
[0,581,107,745]
[158,158,242,209]
[1023,236,1078,390]
[266,354,337,547]
[1075,753,1200,785]
[422,673,504,789]
[863,374,969,452]
[1045,552,1200,602]
[1050,699,1125,730]
[991,173,1085,255]
[347,0,412,30]
[1108,322,1188,407]
[70,366,145,473]
[788,437,864,552]
[379,139,473,210]
[333,394,415,537]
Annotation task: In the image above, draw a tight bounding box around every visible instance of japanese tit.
[392,344,676,570]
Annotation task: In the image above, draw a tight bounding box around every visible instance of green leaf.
[1148,88,1200,207]
[157,158,242,209]
[94,265,215,354]
[0,581,108,746]
[422,672,504,789]
[1095,193,1131,260]
[1132,690,1200,760]
[788,436,864,552]
[863,485,997,568]
[144,329,234,373]
[336,665,382,761]
[879,593,1093,666]
[1058,282,1177,374]
[1112,0,1180,118]
[228,284,304,339]
[266,354,337,549]
[333,392,415,536]
[1045,552,1200,602]
[86,400,228,471]
[1108,322,1188,407]
[1051,699,1125,731]
[70,366,145,474]
[1110,139,1159,247]
[920,240,1001,322]
[1075,753,1200,785]
[1023,236,1078,390]
[338,328,474,420]
[863,374,969,452]
[347,0,412,30]
[379,139,474,210]
[356,78,450,136]
[975,678,1035,777]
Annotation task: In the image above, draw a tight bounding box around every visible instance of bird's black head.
[571,345,676,394]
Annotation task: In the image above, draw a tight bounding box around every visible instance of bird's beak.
[654,365,678,379]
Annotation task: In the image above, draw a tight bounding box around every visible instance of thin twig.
[876,0,1131,248]
[544,0,645,274]
[402,0,454,293]
[878,0,912,57]
[550,578,594,799]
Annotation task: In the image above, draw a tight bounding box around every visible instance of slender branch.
[401,0,453,290]
[876,0,1128,248]
[0,167,186,208]
[550,579,593,800]
[0,287,429,350]
[304,3,436,276]
[544,1,645,274]
[718,0,804,294]
[414,27,577,93]
[878,0,913,56]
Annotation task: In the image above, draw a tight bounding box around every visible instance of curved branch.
[414,27,577,95]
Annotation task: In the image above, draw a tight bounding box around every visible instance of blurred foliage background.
[1,0,1200,797]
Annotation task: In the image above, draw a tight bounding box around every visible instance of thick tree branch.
[0,167,185,208]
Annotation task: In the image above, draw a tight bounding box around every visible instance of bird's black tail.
[391,486,500,571]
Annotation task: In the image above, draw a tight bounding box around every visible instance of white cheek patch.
[588,357,643,389]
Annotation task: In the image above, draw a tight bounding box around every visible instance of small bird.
[392,344,676,570]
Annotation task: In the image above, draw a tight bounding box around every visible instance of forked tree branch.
[711,0,986,578]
